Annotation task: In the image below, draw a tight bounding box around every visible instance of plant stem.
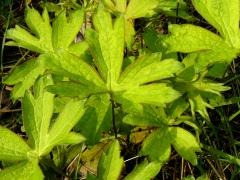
[110,98,117,138]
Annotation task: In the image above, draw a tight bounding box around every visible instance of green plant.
[2,0,239,179]
[0,75,85,179]
[162,0,240,73]
[4,7,86,100]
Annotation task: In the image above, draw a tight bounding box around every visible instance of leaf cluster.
[1,0,237,179]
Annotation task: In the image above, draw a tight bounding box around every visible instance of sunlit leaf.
[116,83,181,106]
[0,127,32,161]
[141,128,172,162]
[22,75,54,151]
[124,160,162,180]
[119,53,183,85]
[170,127,201,165]
[48,99,86,147]
[96,140,123,180]
[52,9,84,49]
[91,6,125,83]
[192,0,240,48]
[0,160,43,180]
[76,94,112,145]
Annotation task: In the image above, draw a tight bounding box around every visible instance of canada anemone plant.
[1,0,236,179]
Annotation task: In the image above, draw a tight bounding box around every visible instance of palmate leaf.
[142,127,201,165]
[6,8,53,53]
[192,0,240,48]
[174,77,230,119]
[86,6,124,83]
[124,106,201,165]
[6,7,84,52]
[163,24,237,70]
[85,6,183,108]
[5,7,86,99]
[162,0,240,70]
[0,76,86,179]
[45,6,183,146]
[23,75,86,156]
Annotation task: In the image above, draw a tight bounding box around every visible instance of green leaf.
[183,175,195,180]
[162,0,240,70]
[143,30,177,59]
[119,53,183,85]
[197,174,210,180]
[50,50,106,89]
[68,41,89,57]
[0,160,43,180]
[188,93,212,119]
[141,128,172,162]
[125,19,136,49]
[0,126,32,161]
[46,81,93,98]
[55,132,86,145]
[192,0,240,48]
[5,8,87,98]
[187,80,230,119]
[6,8,53,53]
[47,99,86,148]
[6,7,85,53]
[85,28,108,81]
[52,9,84,49]
[158,0,193,20]
[170,127,201,165]
[140,126,201,165]
[207,62,227,78]
[4,56,45,100]
[126,0,159,18]
[4,59,40,85]
[75,94,112,145]
[25,7,53,51]
[124,160,162,180]
[164,24,237,59]
[22,75,54,152]
[167,97,189,119]
[90,6,125,84]
[22,75,86,156]
[116,83,181,106]
[163,24,238,71]
[123,105,167,127]
[96,140,124,180]
[192,80,230,95]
